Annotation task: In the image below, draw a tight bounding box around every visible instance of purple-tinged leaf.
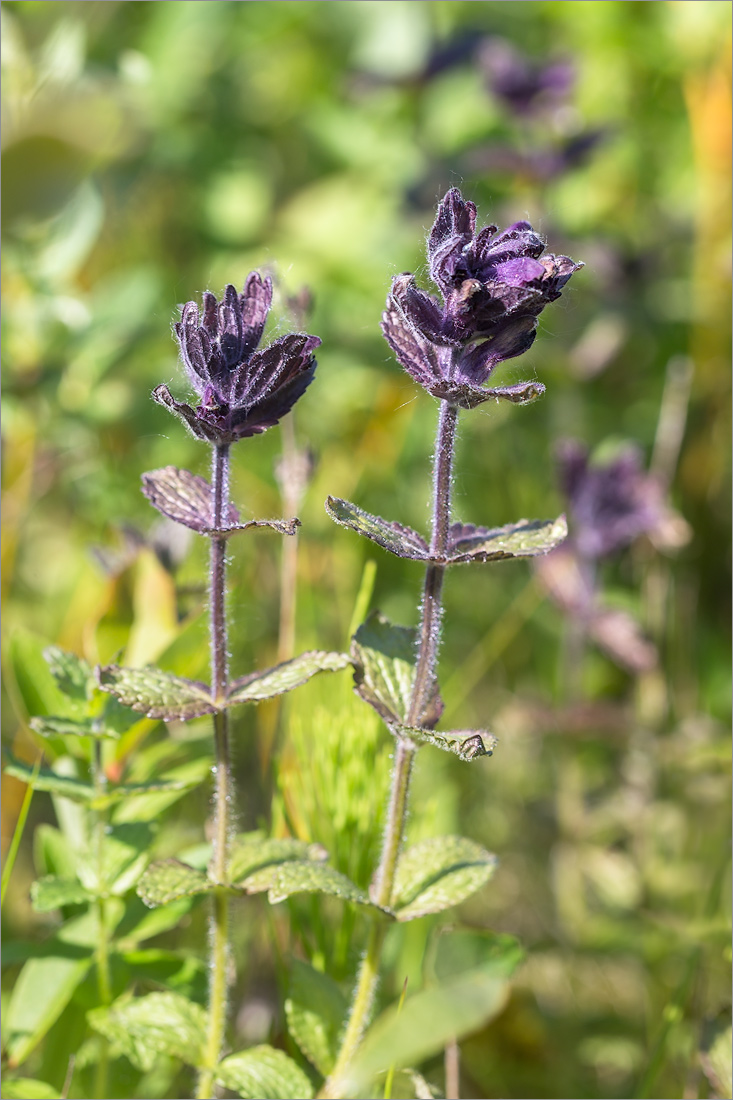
[392,724,496,762]
[96,666,215,721]
[325,497,429,560]
[429,378,546,409]
[141,467,299,537]
[350,612,443,729]
[445,515,567,563]
[227,651,350,705]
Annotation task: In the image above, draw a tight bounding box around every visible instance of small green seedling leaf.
[393,836,497,921]
[3,754,94,803]
[325,497,429,560]
[341,970,508,1098]
[227,651,350,705]
[29,715,119,740]
[96,665,216,720]
[351,612,442,728]
[216,1045,314,1099]
[229,832,327,884]
[43,646,95,702]
[88,991,207,1071]
[136,860,211,907]
[285,958,347,1075]
[1,1078,62,1099]
[394,724,496,762]
[30,876,92,913]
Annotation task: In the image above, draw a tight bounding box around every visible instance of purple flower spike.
[382,189,582,407]
[155,273,321,444]
[557,440,668,560]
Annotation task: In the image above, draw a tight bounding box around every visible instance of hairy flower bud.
[154,273,320,444]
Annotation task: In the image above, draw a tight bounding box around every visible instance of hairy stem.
[278,415,300,663]
[92,741,111,1100]
[198,443,232,1100]
[322,402,458,1099]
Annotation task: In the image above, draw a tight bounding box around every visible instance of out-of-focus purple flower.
[381,188,582,408]
[557,440,670,560]
[153,273,320,444]
[478,38,575,115]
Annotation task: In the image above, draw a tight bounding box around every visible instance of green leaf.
[3,754,94,802]
[325,497,429,560]
[341,971,508,1098]
[30,875,92,913]
[393,837,497,921]
[33,824,76,880]
[1,1078,62,1099]
[96,665,216,720]
[77,822,154,895]
[350,612,442,727]
[120,948,207,1001]
[111,758,212,823]
[88,991,208,1071]
[43,646,95,702]
[444,515,568,564]
[285,958,347,1075]
[249,860,372,908]
[136,860,211,907]
[29,715,119,740]
[115,895,198,948]
[216,1045,314,1099]
[381,1069,435,1099]
[701,1009,733,1100]
[395,724,496,762]
[227,650,350,705]
[5,953,93,1066]
[229,832,327,884]
[433,930,524,984]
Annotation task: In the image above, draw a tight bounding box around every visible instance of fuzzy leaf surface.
[43,646,95,702]
[29,715,119,740]
[141,466,299,537]
[244,860,370,907]
[341,971,508,1098]
[285,958,347,1075]
[393,836,498,921]
[395,724,496,761]
[325,497,429,560]
[230,832,327,884]
[445,515,567,563]
[351,612,442,727]
[88,992,207,1071]
[30,876,92,913]
[96,665,215,720]
[136,860,211,906]
[228,651,350,705]
[216,1045,314,1099]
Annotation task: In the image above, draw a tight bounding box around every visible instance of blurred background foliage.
[1,2,730,1098]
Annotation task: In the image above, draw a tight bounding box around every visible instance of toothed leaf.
[351,612,442,728]
[244,860,371,908]
[30,876,92,913]
[96,665,215,720]
[29,715,120,740]
[227,651,350,705]
[394,724,496,761]
[3,754,95,802]
[141,466,240,533]
[285,959,347,1076]
[88,992,207,1071]
[216,1046,314,1099]
[136,860,211,906]
[325,497,429,560]
[42,647,95,702]
[445,515,567,563]
[393,836,498,921]
[230,832,327,884]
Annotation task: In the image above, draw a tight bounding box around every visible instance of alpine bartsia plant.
[92,275,351,1099]
[321,190,582,1098]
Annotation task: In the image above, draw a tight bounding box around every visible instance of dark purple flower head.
[381,189,582,408]
[478,38,575,116]
[153,272,320,444]
[557,440,667,559]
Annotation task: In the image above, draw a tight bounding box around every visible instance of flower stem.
[198,443,232,1100]
[322,402,458,1099]
[92,740,111,1100]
